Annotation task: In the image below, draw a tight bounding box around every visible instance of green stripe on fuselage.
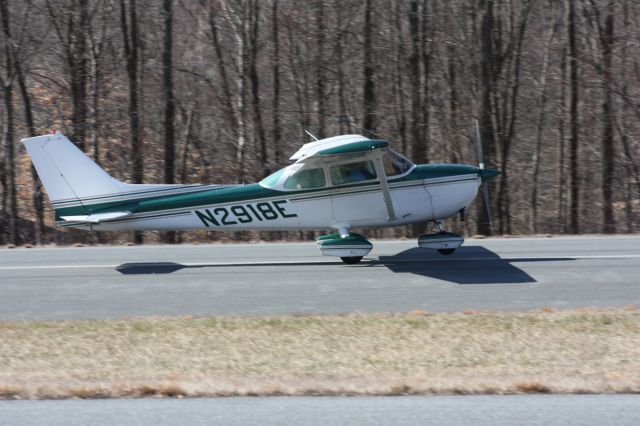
[54,164,480,221]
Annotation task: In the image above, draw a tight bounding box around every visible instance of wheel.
[341,256,363,264]
[438,248,456,255]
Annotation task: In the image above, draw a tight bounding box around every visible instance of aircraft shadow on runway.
[375,246,574,284]
[114,260,342,275]
[115,246,574,285]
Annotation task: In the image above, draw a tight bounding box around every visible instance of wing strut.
[373,155,397,221]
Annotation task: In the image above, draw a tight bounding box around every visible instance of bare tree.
[566,0,580,234]
[361,0,376,138]
[248,0,266,177]
[121,0,143,244]
[0,0,18,244]
[315,0,326,137]
[530,2,558,234]
[162,0,176,243]
[45,0,90,150]
[271,0,282,165]
[476,0,497,236]
[588,0,616,233]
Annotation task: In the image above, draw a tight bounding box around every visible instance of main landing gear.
[318,221,464,264]
[317,232,372,264]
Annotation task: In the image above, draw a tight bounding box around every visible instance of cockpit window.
[283,168,326,189]
[382,150,412,176]
[330,160,377,186]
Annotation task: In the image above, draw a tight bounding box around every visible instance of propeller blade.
[482,182,492,226]
[475,119,494,228]
[474,119,484,170]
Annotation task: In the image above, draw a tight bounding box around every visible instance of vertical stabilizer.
[22,132,126,208]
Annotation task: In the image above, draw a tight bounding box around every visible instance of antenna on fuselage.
[304,129,319,141]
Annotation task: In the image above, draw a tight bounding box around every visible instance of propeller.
[474,119,496,227]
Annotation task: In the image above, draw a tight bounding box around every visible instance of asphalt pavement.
[1,236,639,320]
[1,395,639,426]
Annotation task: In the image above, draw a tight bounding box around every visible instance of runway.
[2,395,640,426]
[1,236,639,320]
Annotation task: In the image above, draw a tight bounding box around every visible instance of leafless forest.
[0,0,638,245]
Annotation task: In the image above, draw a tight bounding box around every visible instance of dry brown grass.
[0,308,639,399]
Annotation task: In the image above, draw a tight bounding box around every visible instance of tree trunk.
[558,47,567,233]
[336,9,350,134]
[477,0,496,236]
[2,83,18,245]
[315,0,326,137]
[1,0,18,245]
[121,0,143,244]
[446,45,459,163]
[530,9,556,233]
[420,0,430,161]
[408,0,422,163]
[617,3,638,232]
[163,0,175,186]
[248,0,266,177]
[393,0,408,154]
[207,2,238,143]
[600,1,615,233]
[566,0,579,234]
[362,0,376,138]
[271,0,281,165]
[179,102,196,184]
[162,0,176,243]
[89,34,101,165]
[70,1,89,150]
[496,1,530,235]
[16,65,44,244]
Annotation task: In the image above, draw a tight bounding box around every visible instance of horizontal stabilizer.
[60,211,131,223]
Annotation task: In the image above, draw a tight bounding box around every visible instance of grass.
[0,308,639,399]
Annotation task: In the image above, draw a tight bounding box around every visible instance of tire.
[438,248,456,255]
[341,256,363,264]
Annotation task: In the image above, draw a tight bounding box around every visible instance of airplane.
[22,124,500,264]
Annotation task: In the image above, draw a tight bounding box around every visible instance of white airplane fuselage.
[68,169,480,232]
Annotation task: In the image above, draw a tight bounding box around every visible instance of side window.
[330,161,377,185]
[283,168,326,189]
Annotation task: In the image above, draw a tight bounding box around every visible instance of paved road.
[1,236,638,320]
[1,395,639,426]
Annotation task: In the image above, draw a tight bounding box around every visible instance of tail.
[23,132,213,225]
[22,132,132,222]
[22,132,127,204]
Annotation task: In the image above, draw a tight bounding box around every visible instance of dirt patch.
[0,309,639,399]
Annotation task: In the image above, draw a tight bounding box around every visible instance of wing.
[289,135,388,162]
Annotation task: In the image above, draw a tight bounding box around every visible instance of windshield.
[259,168,285,188]
[382,150,413,176]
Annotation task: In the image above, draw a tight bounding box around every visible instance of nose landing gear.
[418,221,464,255]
